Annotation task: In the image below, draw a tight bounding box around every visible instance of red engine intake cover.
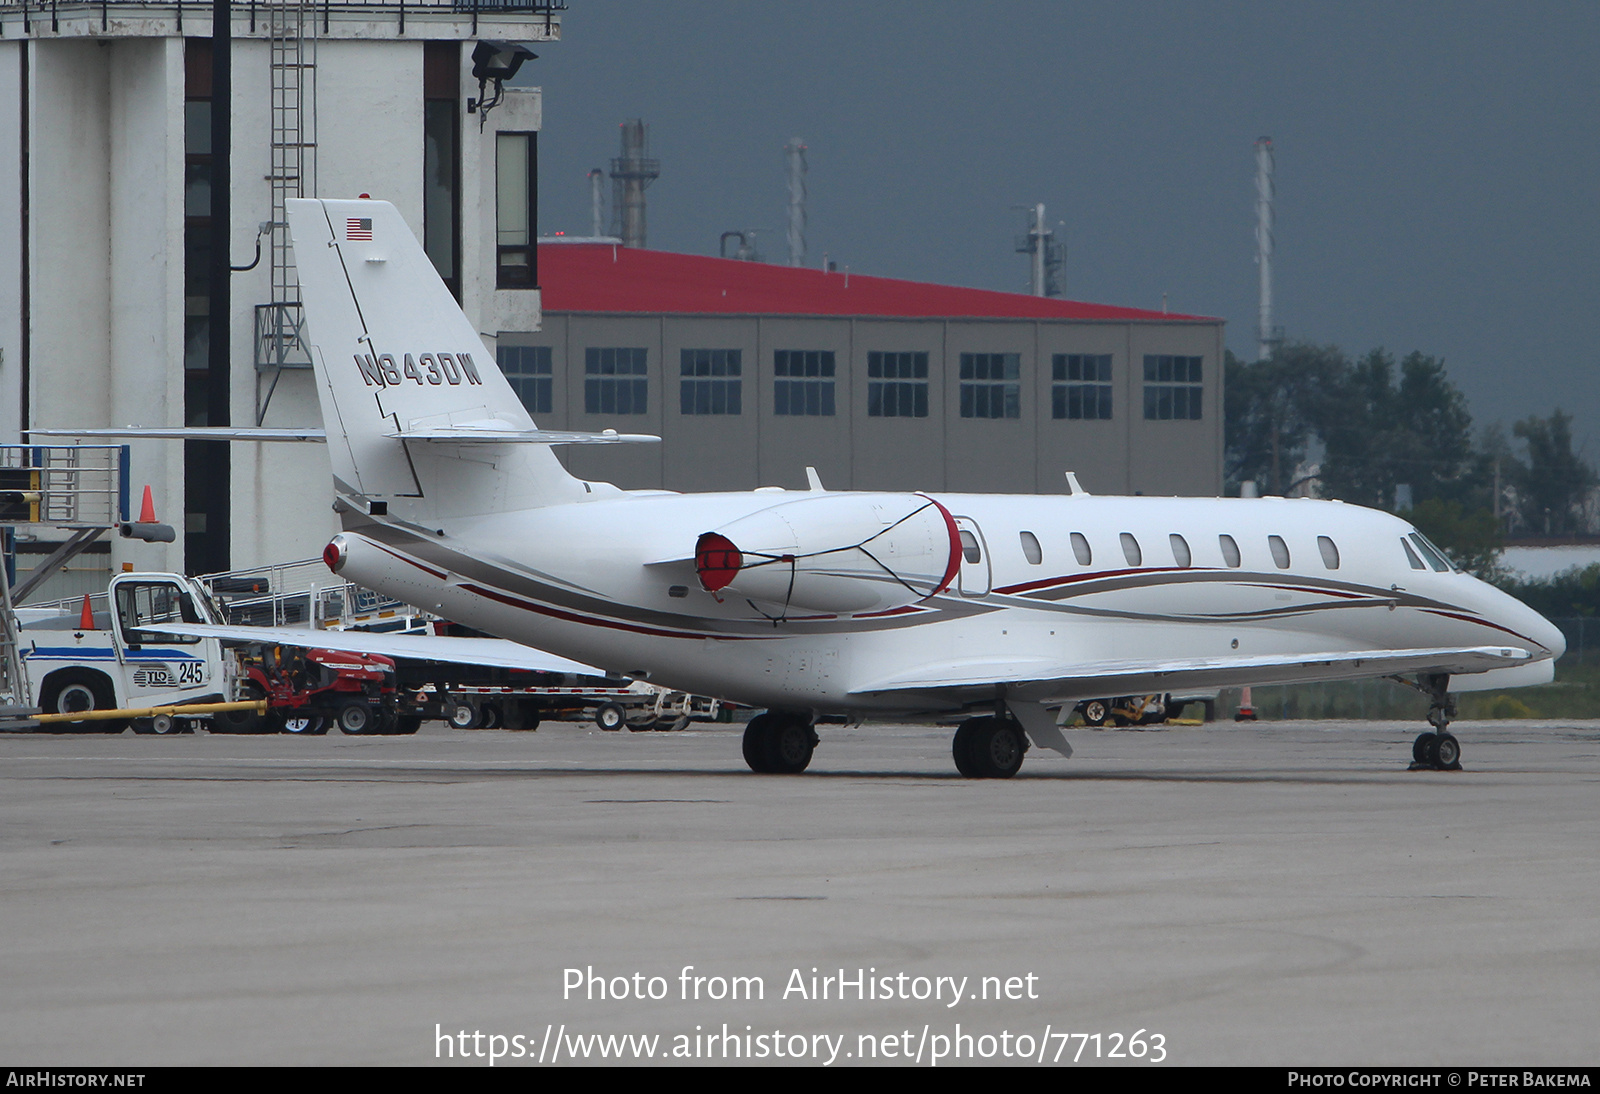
[695,532,743,592]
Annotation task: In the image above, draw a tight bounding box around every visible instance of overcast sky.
[521,1,1600,449]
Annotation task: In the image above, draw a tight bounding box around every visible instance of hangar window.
[1142,355,1203,420]
[1052,354,1113,420]
[867,352,929,418]
[1170,534,1192,568]
[1219,534,1241,568]
[774,350,835,416]
[959,353,1021,419]
[584,347,648,415]
[1268,535,1291,569]
[497,345,552,416]
[1071,532,1092,566]
[1120,532,1143,567]
[1318,535,1341,570]
[680,349,742,415]
[1401,538,1427,570]
[1020,531,1043,565]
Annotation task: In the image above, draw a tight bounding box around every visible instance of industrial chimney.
[1255,137,1283,360]
[785,137,807,267]
[610,119,660,248]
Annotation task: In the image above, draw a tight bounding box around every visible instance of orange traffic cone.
[1234,684,1257,721]
[138,485,157,524]
[78,594,95,631]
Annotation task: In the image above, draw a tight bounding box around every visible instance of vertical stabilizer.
[285,198,584,521]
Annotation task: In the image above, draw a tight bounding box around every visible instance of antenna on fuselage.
[1064,471,1090,496]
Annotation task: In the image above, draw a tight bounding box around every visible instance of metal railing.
[0,0,566,19]
[0,445,126,529]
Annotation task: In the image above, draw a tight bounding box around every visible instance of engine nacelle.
[695,493,960,615]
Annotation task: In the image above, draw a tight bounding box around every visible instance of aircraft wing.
[850,645,1536,703]
[147,623,607,676]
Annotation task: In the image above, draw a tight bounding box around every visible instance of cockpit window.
[1410,532,1456,572]
[1401,538,1427,570]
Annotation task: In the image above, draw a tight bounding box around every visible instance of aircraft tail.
[285,197,587,522]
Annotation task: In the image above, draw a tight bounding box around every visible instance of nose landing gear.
[1407,672,1462,771]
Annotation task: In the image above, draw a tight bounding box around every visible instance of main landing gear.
[952,715,1028,779]
[742,711,818,774]
[1409,672,1462,771]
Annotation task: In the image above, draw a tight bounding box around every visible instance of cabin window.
[1071,532,1092,566]
[1170,534,1191,568]
[1401,538,1427,570]
[960,530,982,564]
[1019,531,1043,565]
[1219,534,1241,568]
[1268,535,1291,569]
[1409,533,1452,572]
[1120,532,1142,567]
[1318,535,1340,569]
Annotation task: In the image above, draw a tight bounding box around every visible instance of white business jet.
[50,199,1566,777]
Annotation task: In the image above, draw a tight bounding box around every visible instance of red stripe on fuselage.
[924,496,962,598]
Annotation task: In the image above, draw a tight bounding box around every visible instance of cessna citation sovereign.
[71,199,1567,777]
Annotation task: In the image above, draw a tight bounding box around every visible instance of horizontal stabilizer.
[146,623,606,676]
[29,427,327,442]
[851,645,1535,702]
[388,425,660,444]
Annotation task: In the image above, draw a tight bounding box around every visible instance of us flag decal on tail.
[346,218,373,241]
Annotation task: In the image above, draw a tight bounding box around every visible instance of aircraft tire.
[967,718,1025,779]
[742,715,777,773]
[951,721,981,778]
[1411,733,1435,765]
[1434,732,1461,769]
[766,717,815,773]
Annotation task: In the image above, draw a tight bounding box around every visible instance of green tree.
[1224,343,1345,495]
[1316,350,1475,509]
[1512,410,1596,536]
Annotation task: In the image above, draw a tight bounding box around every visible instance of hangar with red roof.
[495,243,1224,497]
